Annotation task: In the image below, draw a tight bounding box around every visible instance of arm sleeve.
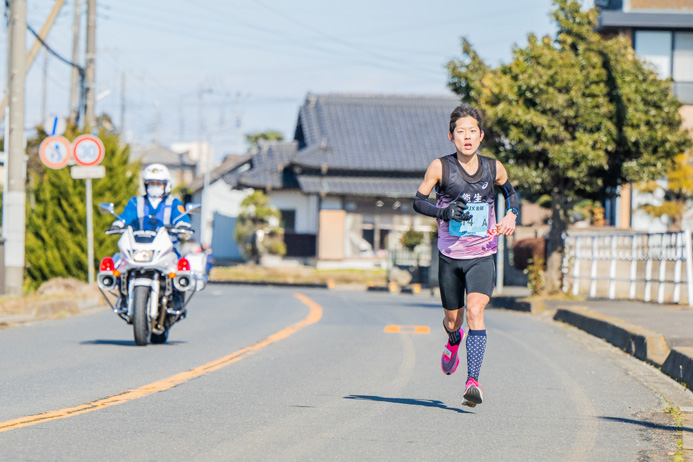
[413,191,441,219]
[499,180,520,211]
[119,197,138,225]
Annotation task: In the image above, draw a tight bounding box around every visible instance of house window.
[634,30,693,104]
[674,32,693,104]
[634,30,672,79]
[279,209,296,232]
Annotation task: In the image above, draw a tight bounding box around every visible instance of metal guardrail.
[563,231,693,305]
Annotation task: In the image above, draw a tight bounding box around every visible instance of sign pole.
[70,134,105,285]
[86,177,95,284]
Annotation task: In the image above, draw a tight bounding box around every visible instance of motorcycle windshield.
[127,216,166,244]
[126,215,166,232]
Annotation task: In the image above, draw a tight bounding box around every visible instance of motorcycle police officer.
[110,163,191,236]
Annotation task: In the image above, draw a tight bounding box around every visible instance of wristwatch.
[507,208,519,216]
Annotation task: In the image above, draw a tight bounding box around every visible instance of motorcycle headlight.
[132,250,154,262]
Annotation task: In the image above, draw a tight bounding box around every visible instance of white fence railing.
[562,231,693,305]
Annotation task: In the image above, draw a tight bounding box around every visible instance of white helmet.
[142,163,172,196]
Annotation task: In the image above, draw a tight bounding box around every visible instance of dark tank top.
[435,153,498,259]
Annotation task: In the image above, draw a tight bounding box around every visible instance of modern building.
[597,0,693,230]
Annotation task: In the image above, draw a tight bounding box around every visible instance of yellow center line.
[384,325,430,334]
[0,292,323,433]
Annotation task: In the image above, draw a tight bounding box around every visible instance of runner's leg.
[439,253,465,374]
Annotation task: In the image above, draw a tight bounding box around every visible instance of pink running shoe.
[441,330,464,375]
[462,377,483,407]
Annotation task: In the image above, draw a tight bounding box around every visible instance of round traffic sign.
[39,136,71,169]
[72,134,105,167]
[42,116,67,136]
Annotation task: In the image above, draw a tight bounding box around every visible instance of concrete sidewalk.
[493,286,693,393]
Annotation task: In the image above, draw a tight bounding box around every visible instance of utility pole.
[69,0,81,124]
[4,0,27,296]
[198,83,212,246]
[84,0,96,127]
[0,0,66,125]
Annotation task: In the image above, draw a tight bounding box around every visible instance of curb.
[553,306,670,366]
[662,347,693,389]
[0,295,104,328]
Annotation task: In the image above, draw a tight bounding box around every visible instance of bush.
[524,258,545,295]
[400,227,424,251]
[513,238,546,271]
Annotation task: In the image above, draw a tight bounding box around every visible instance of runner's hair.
[449,104,484,134]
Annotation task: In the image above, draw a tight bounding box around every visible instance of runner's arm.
[414,160,467,221]
[413,159,443,218]
[494,161,517,235]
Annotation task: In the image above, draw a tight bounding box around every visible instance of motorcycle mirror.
[98,203,115,215]
[185,203,201,214]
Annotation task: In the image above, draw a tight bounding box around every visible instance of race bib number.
[449,203,490,238]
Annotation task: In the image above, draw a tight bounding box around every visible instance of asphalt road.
[0,286,686,461]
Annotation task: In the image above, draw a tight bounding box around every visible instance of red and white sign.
[39,136,71,169]
[72,134,105,167]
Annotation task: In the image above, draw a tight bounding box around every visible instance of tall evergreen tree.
[25,123,139,286]
[447,0,691,292]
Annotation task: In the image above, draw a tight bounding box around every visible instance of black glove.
[107,221,124,233]
[440,199,468,222]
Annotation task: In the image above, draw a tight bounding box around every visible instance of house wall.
[191,183,252,260]
[630,179,670,232]
[268,191,319,234]
[630,0,693,9]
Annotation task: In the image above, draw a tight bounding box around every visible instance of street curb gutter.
[553,307,670,366]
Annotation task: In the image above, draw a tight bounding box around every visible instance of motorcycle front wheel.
[132,286,150,346]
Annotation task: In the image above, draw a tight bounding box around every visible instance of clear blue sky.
[4,0,564,161]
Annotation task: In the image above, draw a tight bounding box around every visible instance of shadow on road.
[80,339,186,347]
[397,302,441,310]
[599,416,692,433]
[344,395,472,414]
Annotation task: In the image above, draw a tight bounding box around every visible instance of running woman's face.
[448,116,484,156]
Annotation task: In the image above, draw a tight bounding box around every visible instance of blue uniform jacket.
[119,195,191,230]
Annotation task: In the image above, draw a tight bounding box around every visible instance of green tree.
[25,123,139,287]
[637,151,693,231]
[447,0,691,293]
[234,190,285,262]
[245,130,284,152]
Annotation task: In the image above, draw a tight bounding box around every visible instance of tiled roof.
[293,93,460,172]
[185,154,252,193]
[296,175,421,197]
[237,140,300,189]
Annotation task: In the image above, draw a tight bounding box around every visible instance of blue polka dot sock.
[466,329,487,380]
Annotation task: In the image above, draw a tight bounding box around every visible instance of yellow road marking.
[0,292,323,433]
[384,325,430,334]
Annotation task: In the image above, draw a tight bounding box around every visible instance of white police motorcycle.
[96,202,207,346]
